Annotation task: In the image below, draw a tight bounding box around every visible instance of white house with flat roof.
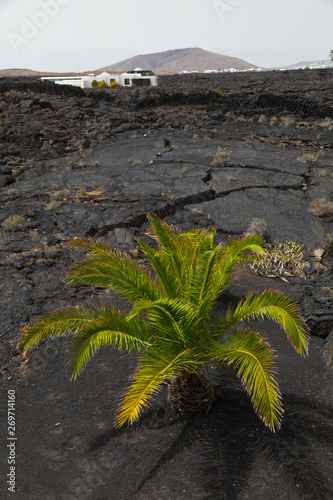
[41,70,158,88]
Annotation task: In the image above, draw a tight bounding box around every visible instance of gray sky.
[0,0,332,71]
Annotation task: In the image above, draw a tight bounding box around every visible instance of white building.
[41,69,158,88]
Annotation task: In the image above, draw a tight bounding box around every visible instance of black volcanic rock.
[0,69,332,500]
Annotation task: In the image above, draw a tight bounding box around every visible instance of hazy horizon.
[0,0,332,72]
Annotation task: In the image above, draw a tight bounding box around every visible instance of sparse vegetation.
[52,189,70,200]
[297,121,309,131]
[280,117,295,128]
[319,117,333,129]
[324,233,333,253]
[30,230,41,246]
[297,151,324,165]
[2,215,26,232]
[110,81,121,87]
[258,114,266,123]
[98,80,108,88]
[211,146,231,167]
[213,87,223,96]
[128,158,142,166]
[45,200,61,212]
[308,198,333,217]
[245,218,267,237]
[12,166,23,176]
[91,80,98,88]
[75,186,86,198]
[43,245,57,259]
[250,241,307,278]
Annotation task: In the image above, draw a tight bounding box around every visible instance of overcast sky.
[0,0,332,72]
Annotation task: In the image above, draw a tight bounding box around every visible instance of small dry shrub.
[45,200,61,212]
[52,189,70,200]
[297,122,309,131]
[12,167,23,176]
[211,146,231,167]
[324,234,333,253]
[308,198,333,217]
[319,117,333,128]
[297,151,324,165]
[43,245,57,259]
[258,114,266,123]
[270,116,278,126]
[250,241,307,278]
[30,230,41,246]
[2,215,26,231]
[280,117,295,128]
[75,186,86,198]
[245,218,267,237]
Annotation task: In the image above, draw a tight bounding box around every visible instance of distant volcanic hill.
[0,48,259,78]
[96,47,259,74]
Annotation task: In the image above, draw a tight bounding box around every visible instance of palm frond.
[217,235,265,289]
[210,330,283,431]
[117,347,202,427]
[127,297,200,349]
[20,306,102,351]
[187,245,222,317]
[136,238,180,297]
[66,311,153,379]
[146,214,185,281]
[66,250,161,304]
[218,291,309,355]
[67,237,118,256]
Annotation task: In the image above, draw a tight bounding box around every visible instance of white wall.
[42,73,158,88]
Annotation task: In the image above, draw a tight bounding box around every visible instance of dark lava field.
[0,70,333,500]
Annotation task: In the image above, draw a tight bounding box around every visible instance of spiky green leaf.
[217,291,309,355]
[117,347,202,427]
[66,250,161,303]
[66,311,153,379]
[20,307,102,351]
[209,329,282,431]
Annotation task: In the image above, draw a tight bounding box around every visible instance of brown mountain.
[0,48,258,78]
[0,68,93,78]
[97,47,258,74]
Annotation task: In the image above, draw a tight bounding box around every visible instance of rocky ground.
[0,70,333,499]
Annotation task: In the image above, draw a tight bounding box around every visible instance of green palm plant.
[20,214,309,431]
